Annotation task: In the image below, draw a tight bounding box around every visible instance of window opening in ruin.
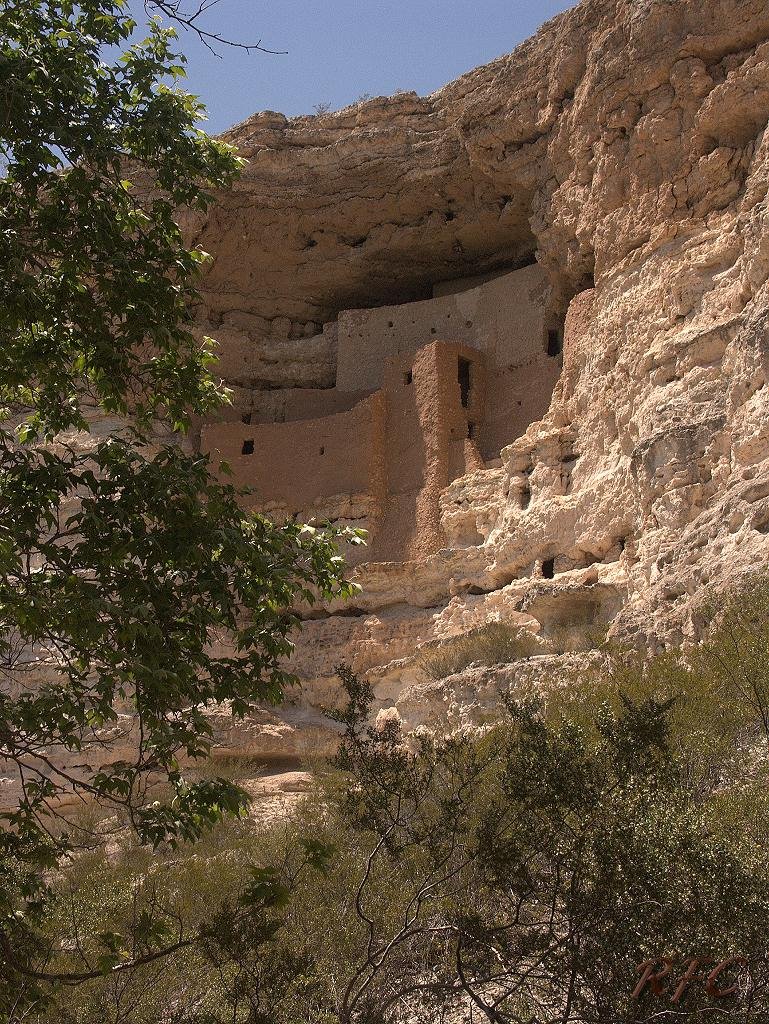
[319,446,325,455]
[404,370,413,385]
[542,557,555,579]
[467,422,476,439]
[241,412,252,425]
[241,439,254,456]
[547,328,563,358]
[458,357,471,408]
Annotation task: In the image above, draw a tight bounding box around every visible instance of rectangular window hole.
[542,557,555,579]
[403,370,413,385]
[467,421,476,439]
[241,439,254,456]
[458,357,471,407]
[241,412,252,425]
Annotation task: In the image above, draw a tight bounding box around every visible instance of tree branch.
[145,0,287,57]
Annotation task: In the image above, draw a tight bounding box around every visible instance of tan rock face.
[185,0,769,751]
[182,0,769,753]
[4,1,768,813]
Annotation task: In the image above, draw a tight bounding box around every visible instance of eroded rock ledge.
[184,0,769,759]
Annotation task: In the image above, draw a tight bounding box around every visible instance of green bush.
[415,620,543,680]
[18,583,769,1023]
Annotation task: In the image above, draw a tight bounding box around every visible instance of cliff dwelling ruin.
[174,0,769,763]
[202,262,565,564]
[0,0,766,816]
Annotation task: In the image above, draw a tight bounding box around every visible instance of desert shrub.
[21,582,769,1023]
[415,620,543,680]
[694,573,769,747]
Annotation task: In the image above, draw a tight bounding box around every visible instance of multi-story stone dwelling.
[202,262,566,563]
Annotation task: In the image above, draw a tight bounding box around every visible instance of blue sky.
[152,0,576,135]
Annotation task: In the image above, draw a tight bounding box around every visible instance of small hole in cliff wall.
[542,557,555,579]
[467,421,476,439]
[520,483,531,510]
[241,412,252,425]
[404,370,413,385]
[388,321,394,328]
[241,439,254,456]
[465,320,473,329]
[319,446,325,455]
[547,329,563,358]
[431,327,437,334]
[458,357,471,408]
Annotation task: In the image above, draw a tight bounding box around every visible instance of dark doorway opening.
[458,357,471,407]
[542,557,555,579]
[546,329,563,358]
[241,439,254,456]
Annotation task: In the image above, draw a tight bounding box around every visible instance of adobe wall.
[201,393,386,512]
[335,263,551,393]
[368,341,486,562]
[431,265,528,298]
[210,387,369,427]
[202,338,490,565]
[482,353,563,461]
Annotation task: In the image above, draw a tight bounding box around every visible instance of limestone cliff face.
[189,0,769,760]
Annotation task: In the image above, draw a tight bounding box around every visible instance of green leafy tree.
[0,0,356,1007]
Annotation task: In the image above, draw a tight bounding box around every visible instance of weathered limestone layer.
[184,0,769,759]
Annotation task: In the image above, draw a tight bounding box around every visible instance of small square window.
[403,370,413,385]
[467,422,476,439]
[241,439,254,456]
[319,446,325,455]
[241,412,252,425]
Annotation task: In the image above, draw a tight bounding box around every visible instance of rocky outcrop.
[184,0,769,759]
